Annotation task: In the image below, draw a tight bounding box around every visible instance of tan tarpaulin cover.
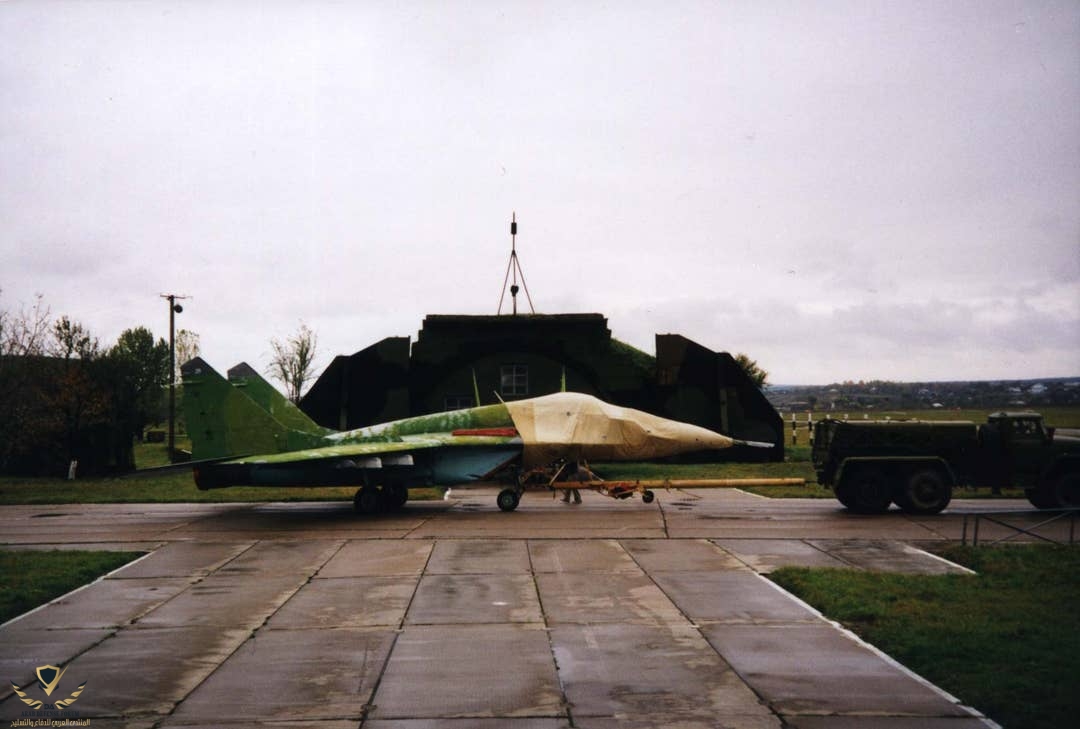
[505,392,736,466]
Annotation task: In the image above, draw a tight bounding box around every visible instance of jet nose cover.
[505,392,735,466]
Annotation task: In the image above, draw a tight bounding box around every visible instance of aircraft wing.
[193,434,523,490]
[233,438,447,464]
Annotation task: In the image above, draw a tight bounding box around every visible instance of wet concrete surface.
[0,487,1029,727]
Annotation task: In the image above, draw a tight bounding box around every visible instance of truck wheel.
[841,467,892,514]
[1053,472,1080,508]
[1023,488,1049,509]
[1032,472,1080,509]
[1025,487,1057,509]
[833,481,858,509]
[896,469,952,515]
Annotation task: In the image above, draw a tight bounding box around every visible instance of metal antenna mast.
[497,212,535,315]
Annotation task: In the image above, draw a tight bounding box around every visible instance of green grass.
[0,550,143,624]
[769,545,1080,729]
[783,405,1080,430]
[134,437,192,468]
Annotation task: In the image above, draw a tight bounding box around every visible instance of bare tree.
[0,292,51,356]
[1,293,62,472]
[174,328,201,376]
[267,322,319,403]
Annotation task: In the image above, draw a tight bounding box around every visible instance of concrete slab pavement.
[0,488,1010,727]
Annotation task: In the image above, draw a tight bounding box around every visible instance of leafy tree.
[735,353,769,389]
[45,317,108,466]
[107,327,170,459]
[268,322,319,403]
[51,316,101,360]
[0,294,160,475]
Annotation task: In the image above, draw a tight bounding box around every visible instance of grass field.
[0,549,144,624]
[781,404,1080,446]
[770,544,1080,729]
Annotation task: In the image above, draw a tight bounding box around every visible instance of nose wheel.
[497,488,522,512]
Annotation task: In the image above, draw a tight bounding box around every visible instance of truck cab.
[985,412,1080,507]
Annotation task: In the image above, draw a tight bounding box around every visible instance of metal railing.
[960,508,1079,546]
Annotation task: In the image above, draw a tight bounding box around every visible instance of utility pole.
[160,293,189,461]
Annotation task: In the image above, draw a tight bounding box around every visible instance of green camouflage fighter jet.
[181,358,765,513]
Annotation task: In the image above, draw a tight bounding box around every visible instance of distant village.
[766,377,1080,413]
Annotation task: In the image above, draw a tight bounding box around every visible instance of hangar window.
[500,364,528,397]
[444,396,474,411]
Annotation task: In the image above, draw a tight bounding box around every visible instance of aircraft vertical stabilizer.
[226,362,332,437]
[181,358,322,461]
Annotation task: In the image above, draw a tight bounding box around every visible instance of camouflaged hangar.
[298,313,783,462]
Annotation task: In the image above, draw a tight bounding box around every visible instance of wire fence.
[960,508,1078,546]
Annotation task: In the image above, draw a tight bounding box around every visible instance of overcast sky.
[2,1,1077,385]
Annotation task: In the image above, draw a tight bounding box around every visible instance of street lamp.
[161,293,189,461]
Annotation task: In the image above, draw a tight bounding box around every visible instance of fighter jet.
[181,358,768,512]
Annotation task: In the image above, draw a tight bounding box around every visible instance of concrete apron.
[0,488,1006,728]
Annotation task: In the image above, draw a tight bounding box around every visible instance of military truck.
[812,412,1080,514]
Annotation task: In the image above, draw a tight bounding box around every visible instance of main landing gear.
[352,483,409,515]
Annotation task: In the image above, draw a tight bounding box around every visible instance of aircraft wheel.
[384,483,409,510]
[497,488,520,512]
[895,468,952,515]
[354,487,381,515]
[642,490,655,504]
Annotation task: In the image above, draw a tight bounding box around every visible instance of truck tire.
[895,468,952,515]
[1053,471,1080,507]
[1029,471,1080,509]
[838,466,892,514]
[834,481,858,510]
[1025,487,1056,509]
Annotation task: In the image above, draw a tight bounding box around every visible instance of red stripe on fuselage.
[451,427,520,437]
